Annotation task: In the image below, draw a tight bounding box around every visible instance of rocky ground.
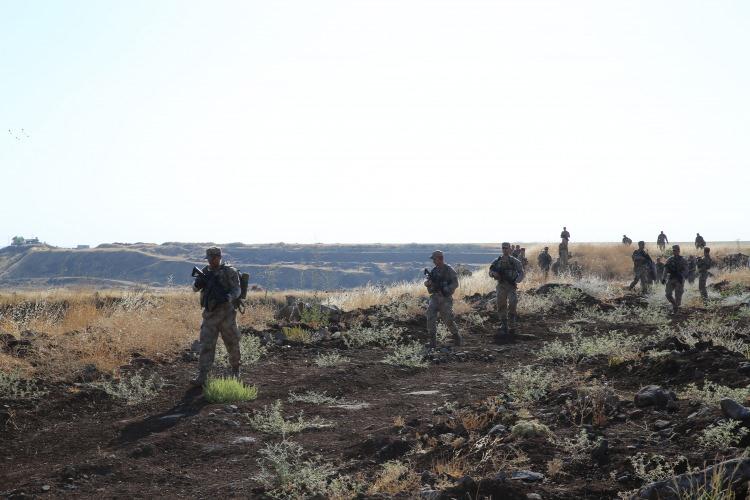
[2,283,750,499]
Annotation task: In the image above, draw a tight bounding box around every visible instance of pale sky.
[1,1,748,248]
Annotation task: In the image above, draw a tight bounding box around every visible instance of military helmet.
[430,250,444,259]
[205,246,222,259]
[501,242,511,249]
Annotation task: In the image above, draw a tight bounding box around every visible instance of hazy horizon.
[3,1,748,247]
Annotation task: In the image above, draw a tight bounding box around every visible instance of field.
[2,243,750,499]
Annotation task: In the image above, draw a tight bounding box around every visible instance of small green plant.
[282,326,313,344]
[463,313,485,327]
[574,305,669,326]
[300,302,330,329]
[288,390,358,406]
[681,381,750,406]
[555,429,603,462]
[551,322,582,335]
[537,330,641,364]
[0,370,46,399]
[313,352,349,367]
[254,440,335,497]
[203,377,258,404]
[96,370,163,405]
[628,452,689,483]
[248,400,333,435]
[505,365,556,402]
[342,324,404,348]
[510,420,551,439]
[382,341,428,369]
[698,420,748,449]
[217,334,267,367]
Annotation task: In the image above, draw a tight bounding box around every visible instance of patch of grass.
[313,352,349,367]
[538,330,642,365]
[505,365,556,402]
[0,370,46,399]
[628,452,689,483]
[247,400,333,435]
[510,420,551,439]
[288,390,356,406]
[95,370,163,405]
[217,334,267,367]
[299,302,330,329]
[551,322,582,335]
[367,460,421,495]
[253,440,335,498]
[664,317,750,358]
[681,381,750,406]
[698,420,748,449]
[574,305,670,326]
[462,312,485,327]
[382,341,428,369]
[555,429,603,462]
[203,377,258,404]
[282,326,313,344]
[342,324,404,348]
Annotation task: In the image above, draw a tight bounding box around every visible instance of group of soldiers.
[623,231,707,252]
[189,230,717,385]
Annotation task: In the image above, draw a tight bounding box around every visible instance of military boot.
[494,321,511,344]
[190,370,208,388]
[230,365,241,379]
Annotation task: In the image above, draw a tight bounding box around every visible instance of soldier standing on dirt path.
[697,247,713,303]
[191,247,242,387]
[425,250,462,349]
[537,247,552,281]
[695,233,706,250]
[662,245,689,314]
[628,241,653,294]
[657,231,668,252]
[489,242,525,343]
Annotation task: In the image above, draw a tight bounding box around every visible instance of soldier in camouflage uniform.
[560,227,570,244]
[695,233,706,250]
[191,247,242,386]
[697,247,713,303]
[489,242,525,342]
[657,231,668,252]
[628,241,653,294]
[661,245,689,314]
[622,235,632,246]
[687,256,697,284]
[425,250,462,349]
[537,247,552,281]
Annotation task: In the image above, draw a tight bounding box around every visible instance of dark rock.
[511,470,544,482]
[634,385,676,409]
[421,470,437,485]
[653,420,671,430]
[628,458,750,499]
[591,438,609,465]
[738,362,750,374]
[488,424,507,436]
[376,438,412,461]
[130,443,155,458]
[720,398,750,421]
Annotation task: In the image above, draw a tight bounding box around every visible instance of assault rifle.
[424,268,448,297]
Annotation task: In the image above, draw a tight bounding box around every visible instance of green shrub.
[681,381,750,406]
[254,440,335,497]
[698,420,748,449]
[538,330,642,364]
[505,366,556,402]
[0,370,46,399]
[217,334,267,367]
[248,400,333,435]
[300,303,330,329]
[342,324,404,348]
[382,341,428,369]
[282,326,313,344]
[511,420,550,439]
[96,370,163,405]
[203,377,258,404]
[313,352,349,367]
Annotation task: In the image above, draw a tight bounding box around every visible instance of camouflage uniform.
[687,256,697,284]
[628,248,653,294]
[695,234,706,249]
[622,236,632,246]
[697,252,713,302]
[489,253,525,336]
[560,229,570,243]
[662,253,688,313]
[657,232,668,251]
[425,263,461,348]
[192,248,242,384]
[537,250,552,281]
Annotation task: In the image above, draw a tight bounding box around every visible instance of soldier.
[425,250,462,349]
[537,247,552,281]
[560,226,570,244]
[657,231,668,252]
[695,233,706,249]
[661,245,688,314]
[489,242,525,342]
[519,248,529,268]
[687,256,697,284]
[622,235,632,246]
[697,247,713,303]
[191,247,242,387]
[655,257,665,281]
[628,241,653,294]
[511,245,521,258]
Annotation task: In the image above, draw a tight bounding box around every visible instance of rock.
[720,398,750,421]
[738,362,750,374]
[159,413,185,421]
[488,424,507,436]
[130,443,155,458]
[591,438,609,465]
[634,385,676,409]
[653,420,671,430]
[376,438,412,460]
[231,436,256,445]
[527,494,542,500]
[421,470,437,485]
[456,476,476,490]
[511,470,544,482]
[628,458,750,499]
[41,485,51,492]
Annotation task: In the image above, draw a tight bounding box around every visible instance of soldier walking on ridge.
[560,227,570,244]
[191,247,242,387]
[425,250,462,349]
[662,245,688,314]
[657,231,668,252]
[537,247,552,281]
[697,247,713,303]
[695,233,706,250]
[489,242,525,343]
[622,235,632,246]
[628,241,653,294]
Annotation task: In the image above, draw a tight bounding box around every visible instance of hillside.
[0,242,502,290]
